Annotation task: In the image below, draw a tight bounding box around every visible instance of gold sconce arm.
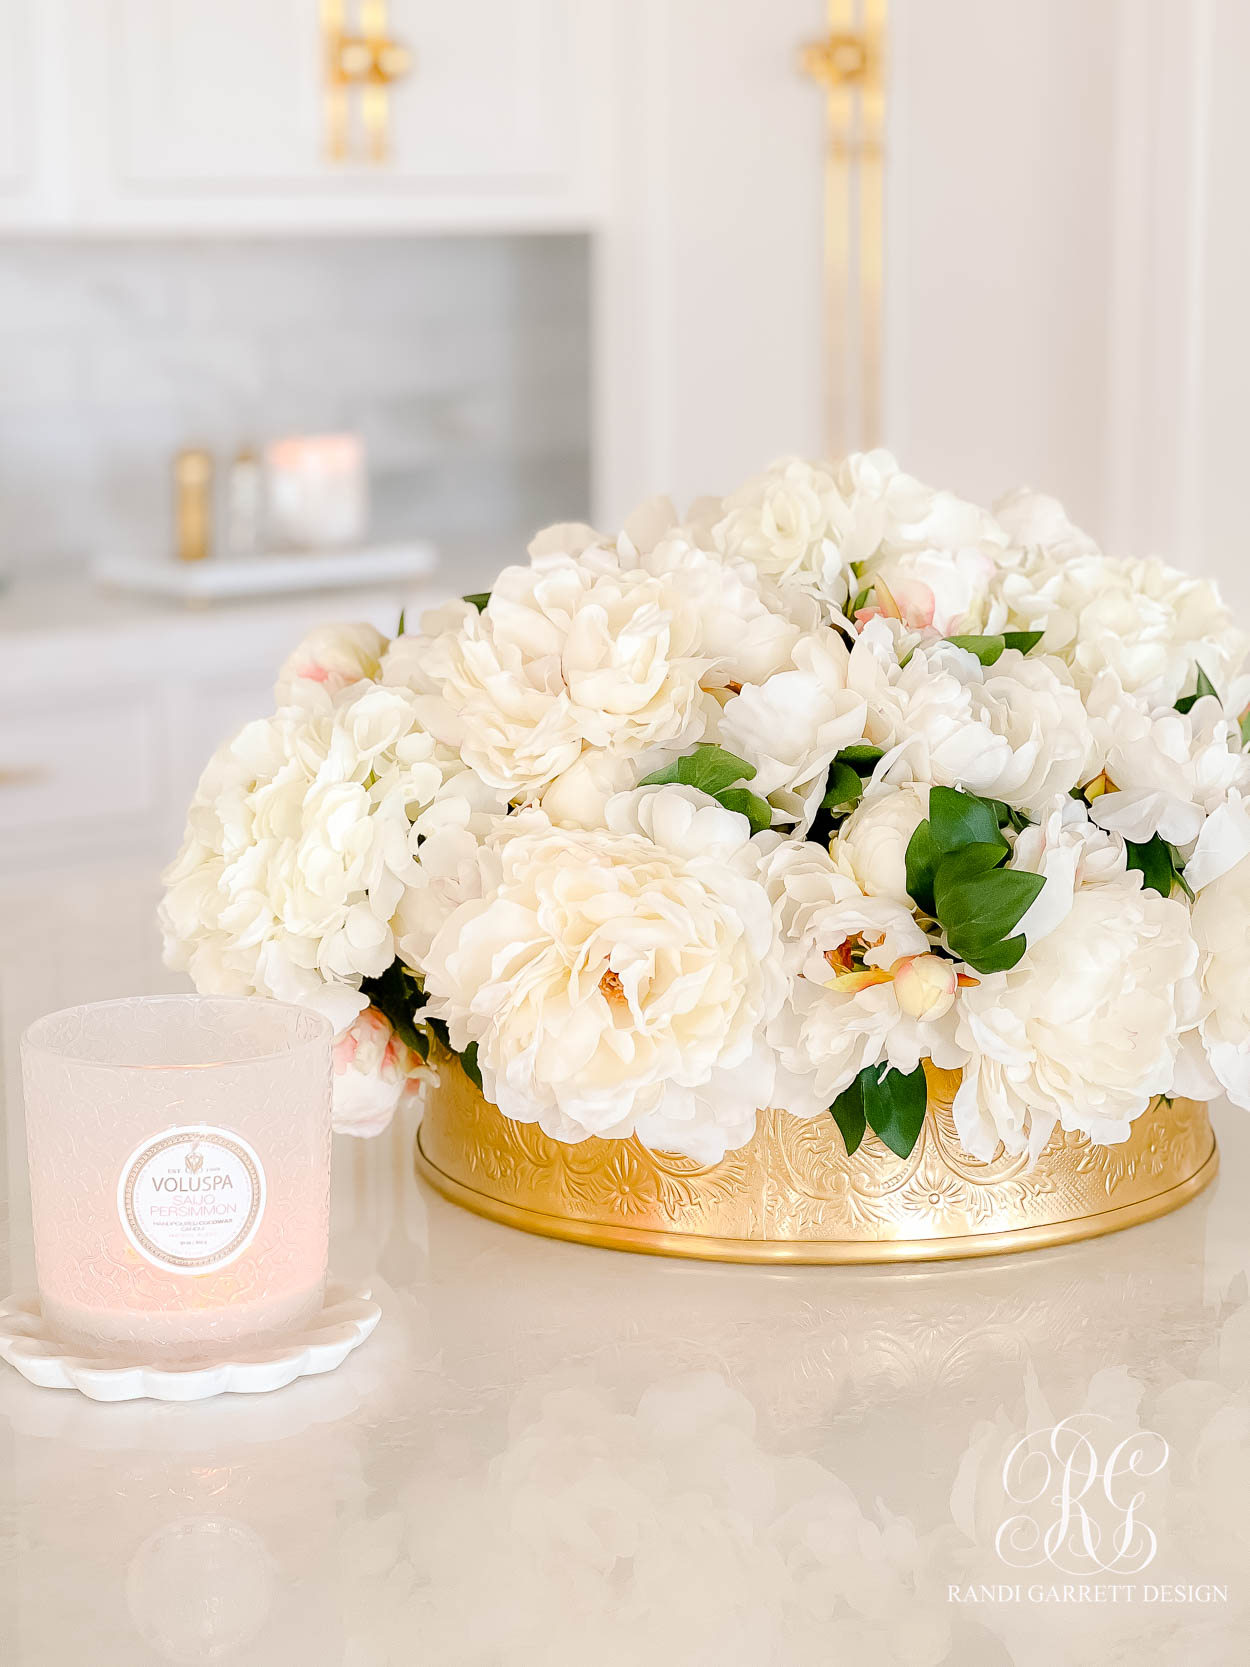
[800,1,888,455]
[323,0,414,165]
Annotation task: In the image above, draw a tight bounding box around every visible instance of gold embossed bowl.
[415,1059,1218,1263]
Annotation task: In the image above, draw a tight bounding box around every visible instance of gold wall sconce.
[800,0,888,457]
[322,0,414,164]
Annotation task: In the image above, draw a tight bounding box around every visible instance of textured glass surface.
[21,996,332,1361]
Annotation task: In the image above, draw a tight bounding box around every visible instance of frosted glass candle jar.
[21,996,332,1363]
[264,433,367,549]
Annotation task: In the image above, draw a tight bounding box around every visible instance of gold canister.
[173,448,213,564]
[416,1060,1218,1264]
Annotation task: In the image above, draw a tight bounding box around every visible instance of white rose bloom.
[1187,854,1250,1108]
[760,840,966,1117]
[419,786,787,1162]
[382,558,712,800]
[332,1006,434,1137]
[832,783,930,901]
[161,679,495,1030]
[1085,671,1250,849]
[852,629,1095,814]
[717,628,868,828]
[274,622,388,706]
[953,799,1197,1160]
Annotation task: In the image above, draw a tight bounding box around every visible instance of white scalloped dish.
[0,1283,381,1402]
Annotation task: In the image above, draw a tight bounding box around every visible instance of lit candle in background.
[21,997,332,1364]
[264,433,368,550]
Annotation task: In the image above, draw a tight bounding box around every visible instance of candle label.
[117,1125,267,1275]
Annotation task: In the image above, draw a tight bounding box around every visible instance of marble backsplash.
[0,234,590,571]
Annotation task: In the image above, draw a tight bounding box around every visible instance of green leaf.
[934,841,1011,885]
[956,932,1028,973]
[861,1062,928,1159]
[716,787,773,834]
[945,634,1006,666]
[1125,835,1194,901]
[1175,665,1219,714]
[928,787,1008,856]
[836,744,886,771]
[850,585,874,614]
[936,863,1045,970]
[985,797,1032,833]
[829,1077,866,1156]
[1002,630,1045,655]
[359,960,427,1053]
[904,820,940,917]
[640,744,756,797]
[463,591,491,612]
[1125,834,1176,897]
[821,760,865,812]
[396,607,407,637]
[944,630,1045,664]
[459,1041,483,1091]
[1240,709,1250,749]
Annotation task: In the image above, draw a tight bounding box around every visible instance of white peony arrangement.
[160,452,1250,1167]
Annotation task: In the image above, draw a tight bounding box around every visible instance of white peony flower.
[850,625,1095,814]
[712,456,861,609]
[992,486,1101,562]
[953,800,1197,1160]
[717,628,868,828]
[1185,788,1250,891]
[856,545,1000,635]
[275,622,387,706]
[1187,854,1250,1108]
[713,450,1006,622]
[760,840,966,1117]
[996,549,1248,706]
[160,679,497,1031]
[1085,671,1250,849]
[418,786,787,1162]
[631,534,818,689]
[332,1006,434,1137]
[841,449,1008,559]
[832,782,930,901]
[382,559,713,800]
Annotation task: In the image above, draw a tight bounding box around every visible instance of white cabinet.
[0,0,38,221]
[55,0,606,230]
[108,0,324,189]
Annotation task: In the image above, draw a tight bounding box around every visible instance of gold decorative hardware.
[417,1056,1217,1264]
[322,0,414,165]
[799,0,888,456]
[173,448,213,565]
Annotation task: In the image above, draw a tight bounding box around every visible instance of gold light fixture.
[322,0,414,164]
[800,0,888,456]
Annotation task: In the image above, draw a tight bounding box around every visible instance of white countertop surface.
[1,1071,1247,1664]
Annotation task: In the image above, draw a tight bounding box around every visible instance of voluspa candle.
[21,996,332,1363]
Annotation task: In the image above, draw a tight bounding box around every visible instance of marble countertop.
[1,1094,1248,1666]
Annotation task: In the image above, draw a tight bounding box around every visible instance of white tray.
[0,1283,381,1401]
[95,542,437,602]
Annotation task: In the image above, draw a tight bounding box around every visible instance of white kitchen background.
[0,235,590,571]
[1,0,1248,1255]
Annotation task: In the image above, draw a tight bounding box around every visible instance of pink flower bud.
[892,953,958,1020]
